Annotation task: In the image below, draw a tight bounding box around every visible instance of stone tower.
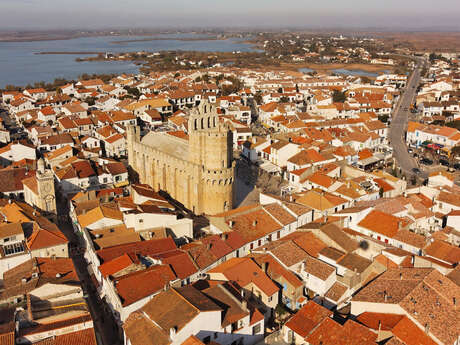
[127,101,234,215]
[187,102,235,214]
[36,158,57,217]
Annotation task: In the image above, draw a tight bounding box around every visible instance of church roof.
[141,132,189,161]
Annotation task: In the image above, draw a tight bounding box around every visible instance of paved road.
[388,57,428,179]
[56,197,122,345]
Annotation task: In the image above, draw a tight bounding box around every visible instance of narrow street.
[388,57,428,179]
[56,194,122,345]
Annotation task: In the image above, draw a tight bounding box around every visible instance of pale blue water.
[331,68,389,77]
[0,34,255,88]
[299,68,315,73]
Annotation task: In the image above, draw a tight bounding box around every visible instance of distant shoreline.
[110,36,223,44]
[34,51,102,55]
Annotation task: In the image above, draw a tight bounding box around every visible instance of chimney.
[424,323,430,334]
[384,290,388,302]
[169,327,177,340]
[398,221,403,230]
[400,272,403,280]
[229,220,234,228]
[253,220,258,227]
[207,243,212,250]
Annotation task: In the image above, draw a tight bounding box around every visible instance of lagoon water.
[0,34,255,87]
[332,68,389,77]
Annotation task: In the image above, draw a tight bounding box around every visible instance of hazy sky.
[1,0,459,30]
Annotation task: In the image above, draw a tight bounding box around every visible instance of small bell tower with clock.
[36,158,57,219]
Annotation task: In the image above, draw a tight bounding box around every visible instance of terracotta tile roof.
[284,301,332,338]
[393,230,427,249]
[224,208,282,244]
[154,249,198,279]
[319,224,358,253]
[269,241,309,267]
[358,210,403,238]
[356,312,404,331]
[250,253,303,289]
[352,268,433,304]
[0,222,24,239]
[337,253,372,274]
[303,254,336,281]
[262,203,296,225]
[306,171,335,188]
[77,204,123,229]
[306,318,377,345]
[282,201,312,216]
[97,237,176,263]
[319,246,346,262]
[0,167,34,193]
[202,284,248,327]
[182,235,233,270]
[123,312,170,345]
[291,231,327,258]
[304,317,343,344]
[437,191,460,207]
[99,253,135,278]
[208,258,279,296]
[354,267,459,345]
[325,282,348,303]
[447,265,460,287]
[391,316,437,345]
[137,286,219,339]
[424,239,460,265]
[26,224,68,251]
[181,336,205,345]
[115,265,177,306]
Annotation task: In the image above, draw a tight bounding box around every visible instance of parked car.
[412,167,420,174]
[454,163,460,170]
[420,158,433,165]
[440,159,449,166]
[408,148,413,154]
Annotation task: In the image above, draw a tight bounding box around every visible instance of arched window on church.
[208,117,211,128]
[201,118,204,129]
[194,119,198,130]
[213,116,216,127]
[224,201,228,210]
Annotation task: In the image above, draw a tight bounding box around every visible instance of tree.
[446,121,460,130]
[429,52,438,62]
[332,90,346,103]
[280,96,289,103]
[125,87,140,98]
[450,146,460,164]
[254,93,263,105]
[378,115,389,123]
